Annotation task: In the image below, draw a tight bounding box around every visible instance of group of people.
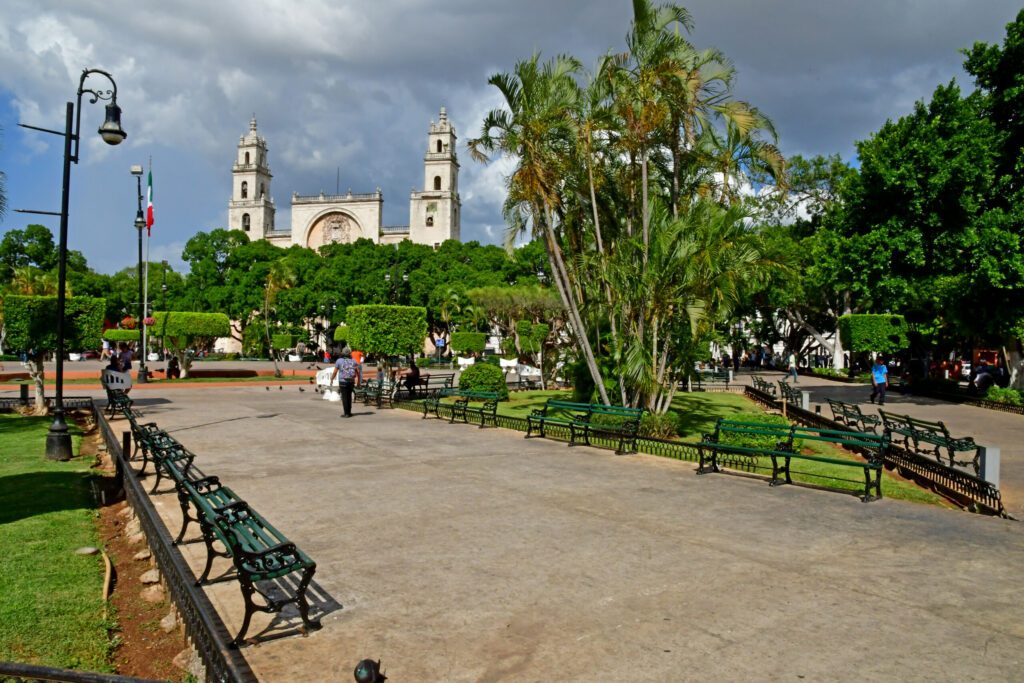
[105,342,134,374]
[104,342,181,379]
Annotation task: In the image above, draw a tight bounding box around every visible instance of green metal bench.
[570,404,644,455]
[697,418,888,501]
[176,471,320,647]
[690,369,730,390]
[527,399,644,454]
[449,389,500,428]
[826,398,881,433]
[752,376,777,397]
[878,409,980,472]
[777,381,801,405]
[421,387,457,419]
[361,378,398,408]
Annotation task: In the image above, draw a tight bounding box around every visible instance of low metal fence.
[743,386,1007,517]
[93,403,257,683]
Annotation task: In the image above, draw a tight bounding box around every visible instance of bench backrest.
[712,418,888,458]
[588,404,643,419]
[101,368,132,391]
[879,409,950,438]
[459,390,499,400]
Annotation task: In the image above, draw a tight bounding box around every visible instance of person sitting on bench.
[166,355,181,379]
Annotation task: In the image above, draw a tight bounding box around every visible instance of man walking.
[869,356,888,405]
[787,351,798,383]
[330,346,361,418]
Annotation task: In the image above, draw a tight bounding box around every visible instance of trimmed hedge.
[838,314,909,354]
[346,305,426,356]
[3,295,105,353]
[450,331,487,355]
[332,324,350,343]
[457,363,509,400]
[271,333,298,350]
[103,328,142,342]
[149,311,231,339]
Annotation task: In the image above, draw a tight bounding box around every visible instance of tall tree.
[469,53,612,405]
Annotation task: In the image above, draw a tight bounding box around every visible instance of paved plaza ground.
[98,385,1022,681]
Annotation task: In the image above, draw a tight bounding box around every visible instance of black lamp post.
[131,165,149,383]
[16,68,126,460]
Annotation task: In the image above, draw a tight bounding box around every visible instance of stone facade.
[228,109,460,249]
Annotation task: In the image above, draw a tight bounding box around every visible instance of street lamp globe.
[98,103,127,145]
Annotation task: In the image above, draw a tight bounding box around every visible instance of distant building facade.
[228,108,461,249]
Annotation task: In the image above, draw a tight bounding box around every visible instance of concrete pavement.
[110,386,1022,682]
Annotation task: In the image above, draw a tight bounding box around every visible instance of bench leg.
[232,578,259,647]
[195,521,225,585]
[769,455,792,486]
[862,467,882,502]
[173,489,195,545]
[696,446,719,474]
[296,565,321,635]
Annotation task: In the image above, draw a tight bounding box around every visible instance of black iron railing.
[0,662,161,683]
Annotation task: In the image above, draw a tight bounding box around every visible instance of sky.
[0,0,1020,275]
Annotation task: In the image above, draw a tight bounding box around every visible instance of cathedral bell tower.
[409,107,460,246]
[228,116,275,237]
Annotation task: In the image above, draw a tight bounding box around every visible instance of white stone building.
[228,108,461,249]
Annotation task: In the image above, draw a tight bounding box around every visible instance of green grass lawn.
[494,389,943,506]
[0,415,113,671]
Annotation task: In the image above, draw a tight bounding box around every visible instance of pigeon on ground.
[265,386,270,391]
[279,386,283,390]
[299,387,305,392]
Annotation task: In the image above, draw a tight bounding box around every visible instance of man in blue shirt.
[869,356,888,405]
[330,346,362,418]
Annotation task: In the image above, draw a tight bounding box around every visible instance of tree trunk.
[28,357,46,414]
[542,209,610,406]
[1005,338,1024,391]
[178,350,192,379]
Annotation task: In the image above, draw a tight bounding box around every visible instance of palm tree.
[469,53,612,405]
[263,259,296,378]
[696,108,785,206]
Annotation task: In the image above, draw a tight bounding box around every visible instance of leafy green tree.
[346,305,427,360]
[3,295,105,411]
[150,311,230,378]
[449,332,487,356]
[962,10,1024,386]
[0,225,60,282]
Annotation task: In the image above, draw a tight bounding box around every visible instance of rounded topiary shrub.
[458,363,509,400]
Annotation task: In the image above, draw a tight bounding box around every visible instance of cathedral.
[227,108,461,249]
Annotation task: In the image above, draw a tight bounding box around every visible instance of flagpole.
[143,157,152,369]
[144,227,150,365]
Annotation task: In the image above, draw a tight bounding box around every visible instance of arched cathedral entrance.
[305,211,360,249]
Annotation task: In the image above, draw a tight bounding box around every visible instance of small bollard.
[19,383,29,406]
[980,446,1000,489]
[728,369,734,384]
[800,390,810,411]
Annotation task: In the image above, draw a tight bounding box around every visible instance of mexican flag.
[146,169,154,236]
